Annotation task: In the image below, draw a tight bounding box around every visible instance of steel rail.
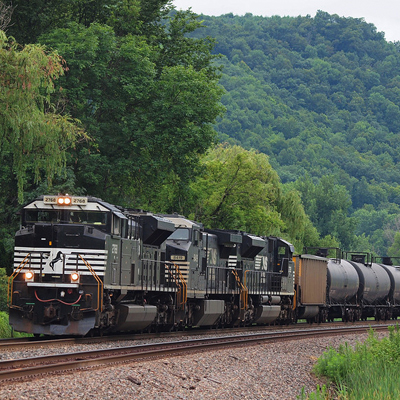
[0,319,396,349]
[0,323,393,383]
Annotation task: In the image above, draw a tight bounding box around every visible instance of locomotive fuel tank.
[327,259,359,304]
[350,261,391,304]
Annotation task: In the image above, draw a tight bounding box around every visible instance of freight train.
[7,194,400,336]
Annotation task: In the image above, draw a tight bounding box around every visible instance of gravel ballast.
[0,331,387,400]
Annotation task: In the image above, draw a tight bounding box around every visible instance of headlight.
[57,196,72,206]
[71,272,80,282]
[25,271,34,282]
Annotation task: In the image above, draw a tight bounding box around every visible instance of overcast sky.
[173,0,400,42]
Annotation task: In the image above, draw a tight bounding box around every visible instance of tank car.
[326,257,361,322]
[379,259,400,319]
[348,254,391,321]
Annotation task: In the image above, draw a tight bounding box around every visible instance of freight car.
[294,249,400,323]
[8,195,295,336]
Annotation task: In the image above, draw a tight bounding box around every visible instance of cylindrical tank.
[379,264,400,303]
[350,262,391,304]
[327,259,359,303]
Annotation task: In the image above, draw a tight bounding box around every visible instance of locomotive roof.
[24,195,126,217]
[162,214,203,229]
[297,254,328,261]
[278,238,295,253]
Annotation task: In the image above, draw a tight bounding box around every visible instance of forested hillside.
[189,11,400,254]
[1,2,400,274]
[1,0,320,273]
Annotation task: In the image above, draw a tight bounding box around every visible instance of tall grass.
[0,311,30,338]
[299,325,400,399]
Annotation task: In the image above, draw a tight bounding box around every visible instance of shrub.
[0,268,8,312]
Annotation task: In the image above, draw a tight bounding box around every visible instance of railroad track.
[0,323,395,383]
[0,319,394,350]
[0,323,307,349]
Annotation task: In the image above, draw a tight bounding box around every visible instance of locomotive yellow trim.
[7,253,31,308]
[79,254,104,312]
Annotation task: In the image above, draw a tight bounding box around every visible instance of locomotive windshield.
[25,210,59,223]
[24,209,108,226]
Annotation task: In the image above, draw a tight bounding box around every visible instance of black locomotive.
[8,195,294,335]
[8,195,400,336]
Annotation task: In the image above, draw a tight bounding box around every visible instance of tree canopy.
[187,11,400,254]
[184,144,322,251]
[0,1,226,271]
[2,5,400,272]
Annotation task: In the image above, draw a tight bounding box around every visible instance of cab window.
[168,228,190,240]
[68,211,107,225]
[113,216,121,235]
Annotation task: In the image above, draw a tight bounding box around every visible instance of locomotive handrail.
[243,269,282,294]
[232,269,248,310]
[164,262,187,309]
[78,254,103,312]
[7,254,31,307]
[173,263,187,307]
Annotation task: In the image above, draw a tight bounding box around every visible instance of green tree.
[7,0,169,44]
[0,31,86,202]
[188,144,282,233]
[39,9,224,207]
[187,144,319,251]
[388,232,400,258]
[0,31,86,274]
[295,175,356,249]
[278,188,320,250]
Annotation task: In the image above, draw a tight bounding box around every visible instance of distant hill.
[190,11,400,254]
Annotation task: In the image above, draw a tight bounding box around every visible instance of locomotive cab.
[9,195,128,336]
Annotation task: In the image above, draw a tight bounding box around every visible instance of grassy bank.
[300,325,400,399]
[0,311,30,338]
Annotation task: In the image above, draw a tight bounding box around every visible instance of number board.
[43,196,88,205]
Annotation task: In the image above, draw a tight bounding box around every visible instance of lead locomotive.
[8,195,294,335]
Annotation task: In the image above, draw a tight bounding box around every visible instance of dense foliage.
[189,12,400,254]
[182,144,323,251]
[0,1,227,273]
[0,311,30,338]
[2,4,400,275]
[0,268,7,312]
[0,29,85,272]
